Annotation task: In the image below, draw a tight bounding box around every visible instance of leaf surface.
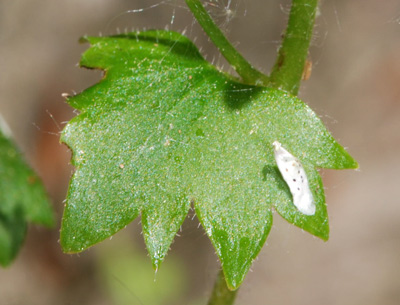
[0,131,53,266]
[61,30,357,289]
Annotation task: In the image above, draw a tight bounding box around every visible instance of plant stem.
[269,0,319,95]
[185,0,269,86]
[207,269,238,305]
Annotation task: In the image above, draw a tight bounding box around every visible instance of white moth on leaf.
[272,141,316,216]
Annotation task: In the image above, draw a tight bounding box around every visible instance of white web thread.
[204,0,246,31]
[105,0,191,33]
[104,0,246,77]
[32,109,65,137]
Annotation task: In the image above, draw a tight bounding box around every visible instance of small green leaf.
[0,206,27,267]
[61,30,357,289]
[0,131,54,266]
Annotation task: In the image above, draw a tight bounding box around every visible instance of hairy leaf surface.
[61,30,357,289]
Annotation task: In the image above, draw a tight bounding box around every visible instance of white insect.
[272,141,316,215]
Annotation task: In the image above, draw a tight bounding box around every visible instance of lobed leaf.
[61,30,357,289]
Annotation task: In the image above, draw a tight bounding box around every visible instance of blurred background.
[0,0,399,304]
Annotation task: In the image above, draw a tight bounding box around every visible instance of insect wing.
[272,141,316,215]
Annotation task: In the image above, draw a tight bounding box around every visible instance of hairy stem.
[207,270,238,305]
[185,0,269,86]
[269,0,319,95]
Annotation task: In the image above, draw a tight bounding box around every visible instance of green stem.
[207,270,238,305]
[269,0,319,95]
[185,0,269,86]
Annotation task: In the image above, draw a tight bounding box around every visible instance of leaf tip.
[350,159,359,170]
[337,145,359,170]
[151,257,162,272]
[318,229,330,242]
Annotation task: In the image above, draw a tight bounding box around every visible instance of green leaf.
[61,30,357,289]
[0,130,54,266]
